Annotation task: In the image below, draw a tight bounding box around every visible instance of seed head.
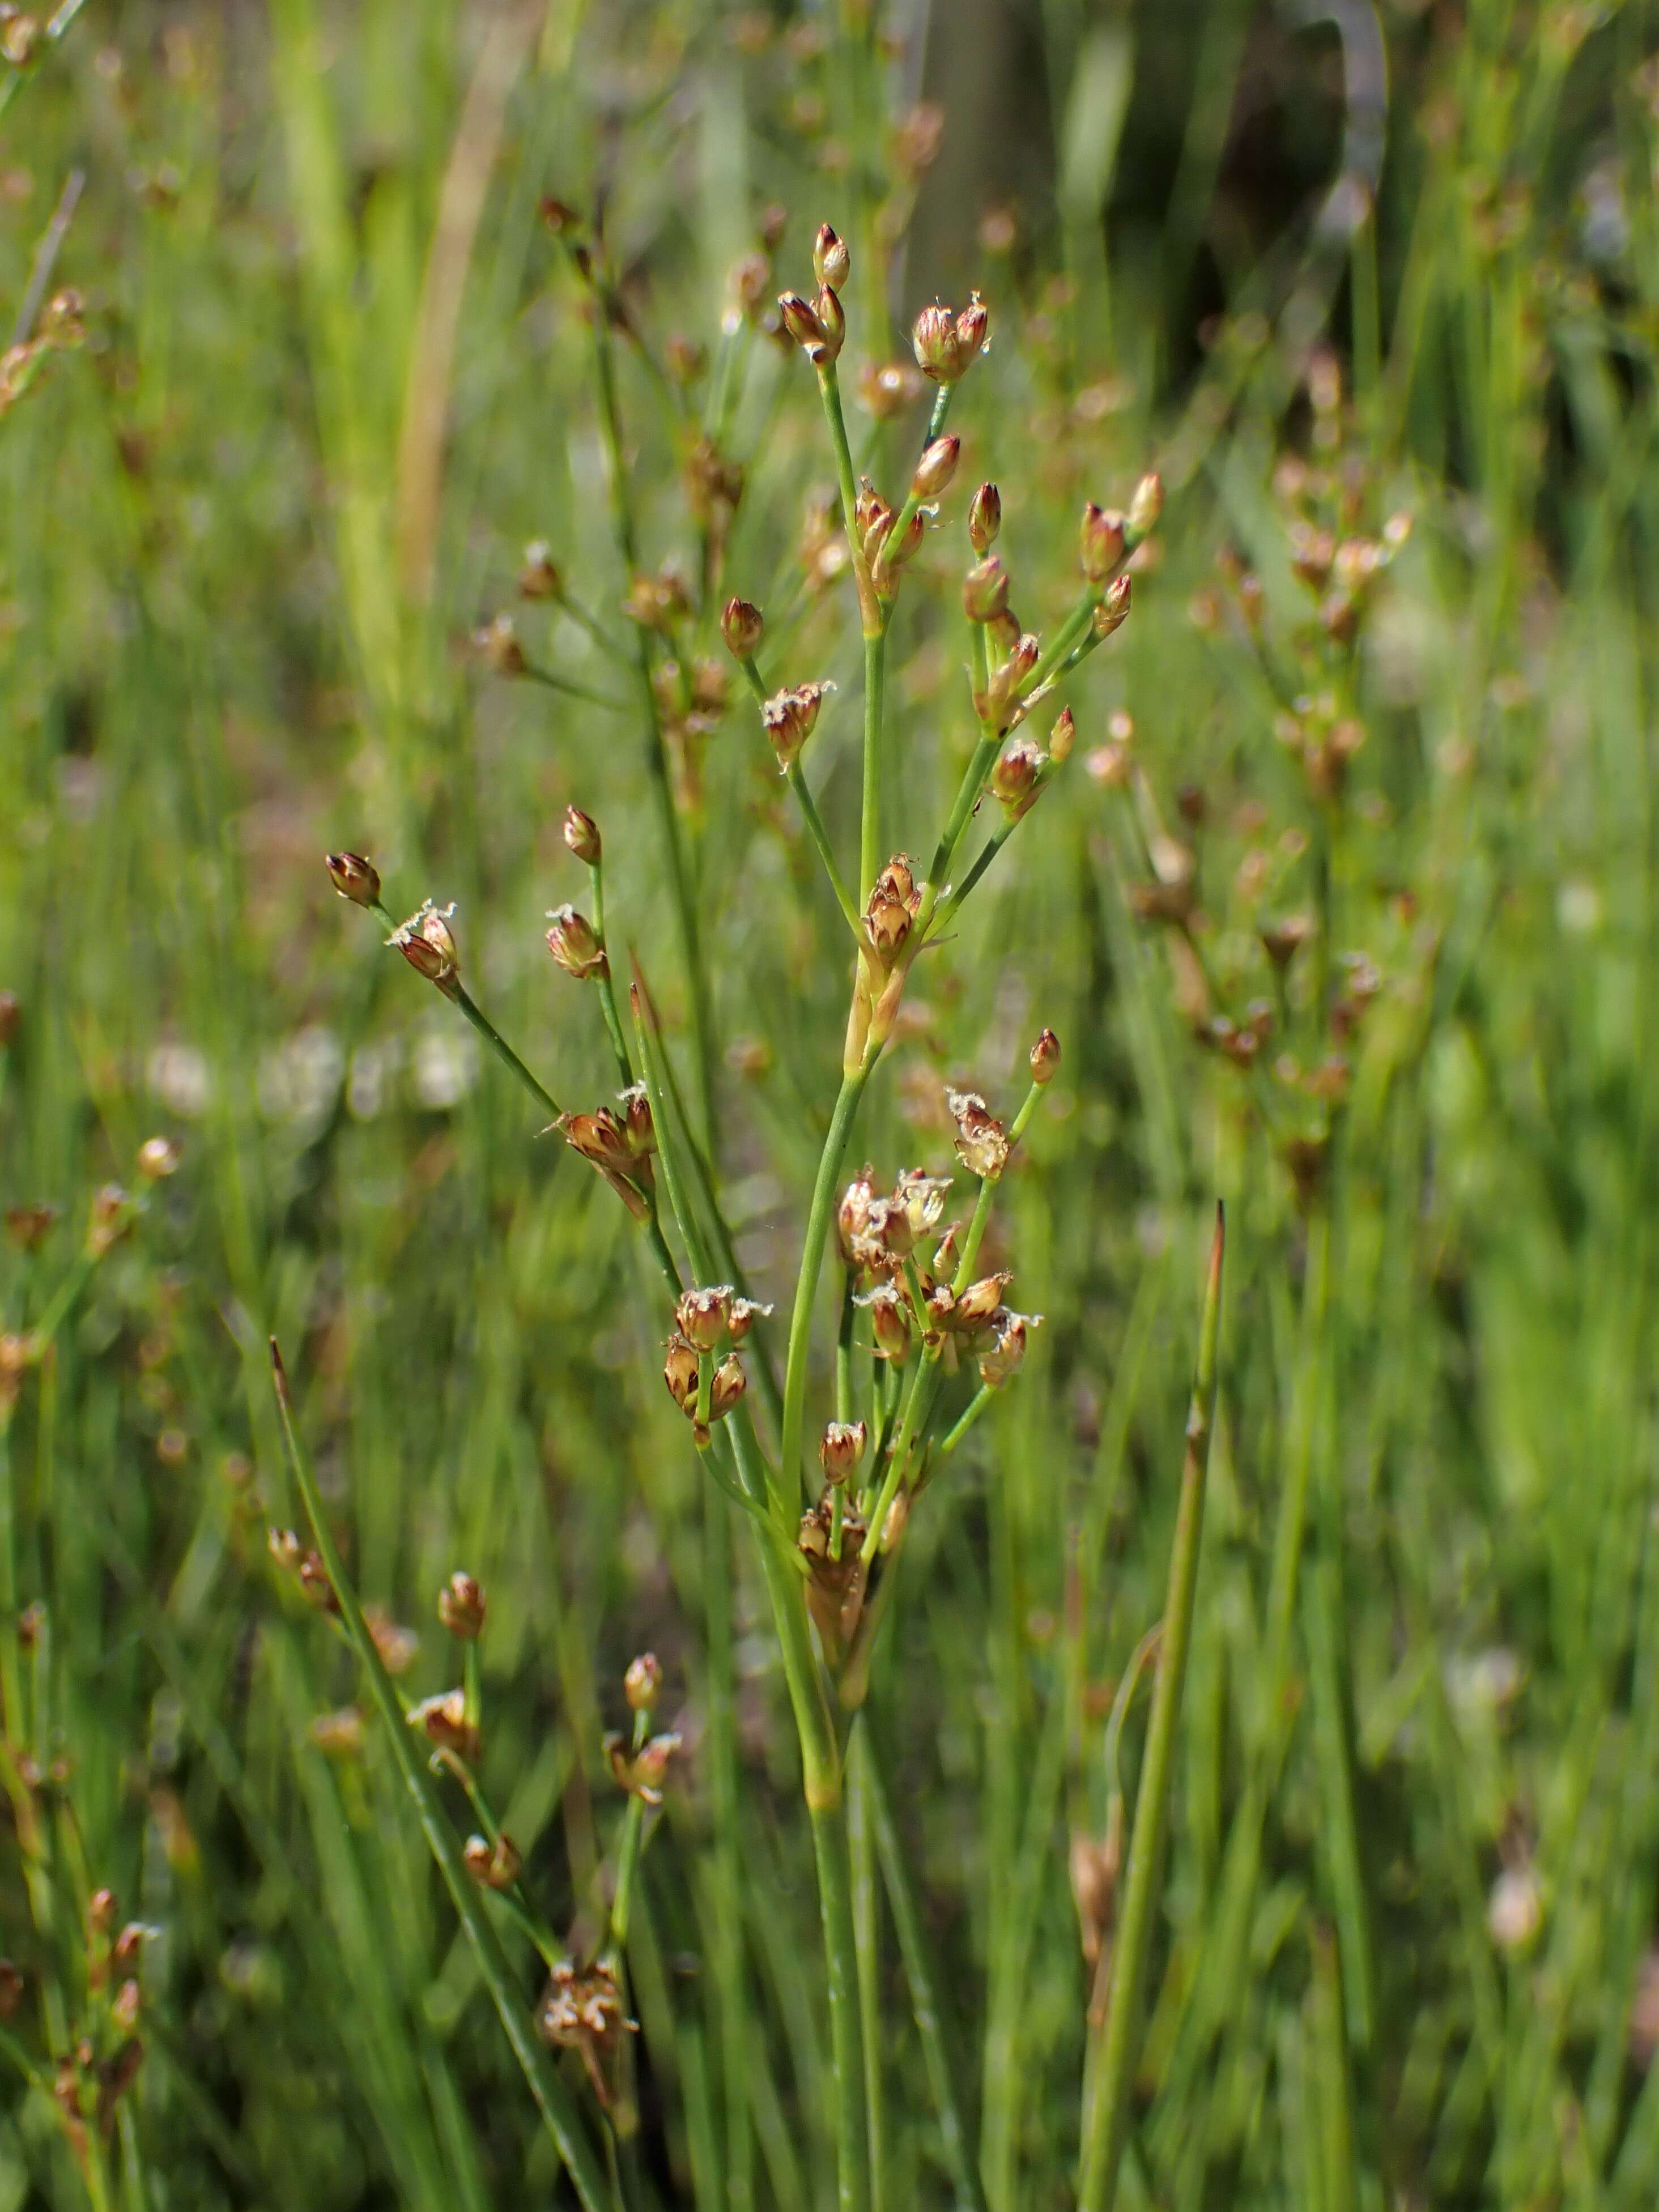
[326,851,381,907]
[408,1689,479,1766]
[518,540,562,599]
[863,855,921,966]
[709,1355,747,1421]
[464,1832,523,1890]
[813,222,850,293]
[762,681,834,770]
[963,555,1009,624]
[1030,1029,1061,1085]
[562,805,601,866]
[388,900,460,991]
[990,738,1044,819]
[137,1135,181,1182]
[947,1089,1010,1180]
[913,292,989,384]
[721,596,765,660]
[473,612,527,676]
[968,481,1001,553]
[819,1420,867,1485]
[545,905,607,981]
[1080,504,1126,585]
[438,1571,487,1640]
[677,1285,734,1352]
[625,1652,663,1713]
[912,434,960,501]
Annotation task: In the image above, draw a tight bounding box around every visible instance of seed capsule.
[1030,1029,1061,1084]
[438,1572,487,1640]
[911,434,960,500]
[813,222,850,294]
[968,481,1001,553]
[545,905,607,981]
[625,1653,663,1712]
[1080,503,1126,584]
[963,556,1009,624]
[721,597,764,660]
[819,1420,867,1485]
[563,806,601,865]
[326,851,381,907]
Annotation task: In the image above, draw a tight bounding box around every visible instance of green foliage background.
[1,1,1657,2205]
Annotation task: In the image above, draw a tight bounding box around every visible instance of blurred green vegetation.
[1,1,1657,2206]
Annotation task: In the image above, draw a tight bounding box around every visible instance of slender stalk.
[848,1727,886,2211]
[779,1064,874,1501]
[452,983,563,1122]
[520,663,628,711]
[861,631,886,900]
[269,1343,611,2212]
[1078,1205,1226,2212]
[790,764,862,935]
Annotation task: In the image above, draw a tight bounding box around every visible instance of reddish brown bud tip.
[913,295,989,383]
[326,852,381,907]
[1030,1029,1061,1085]
[1049,707,1076,764]
[1080,503,1127,584]
[545,905,607,981]
[625,1652,663,1712]
[813,222,850,293]
[779,290,829,357]
[912,434,960,501]
[990,737,1044,818]
[1094,574,1132,637]
[968,481,1001,553]
[437,1571,487,1639]
[963,556,1009,624]
[721,597,765,660]
[563,805,601,866]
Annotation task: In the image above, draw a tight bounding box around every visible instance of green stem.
[789,764,862,935]
[937,1385,995,1459]
[521,663,628,711]
[442,974,564,1123]
[848,1727,886,2212]
[588,862,636,1089]
[269,1344,611,2212]
[810,1796,873,2212]
[1077,1206,1226,2212]
[861,1723,987,2212]
[861,632,886,902]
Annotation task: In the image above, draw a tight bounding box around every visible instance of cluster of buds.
[326,850,381,907]
[463,1831,522,1890]
[559,1086,656,1220]
[545,905,607,981]
[437,1571,486,1640]
[388,901,460,994]
[912,294,989,384]
[989,707,1074,822]
[662,1282,767,1447]
[862,854,920,969]
[839,1165,951,1278]
[684,433,744,557]
[604,1726,681,1805]
[798,1495,869,1664]
[538,1959,633,2106]
[407,1689,479,1768]
[267,1528,338,1616]
[624,565,692,634]
[1275,697,1367,806]
[762,680,835,772]
[777,221,852,366]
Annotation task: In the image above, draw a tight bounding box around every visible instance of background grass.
[1,0,1658,2205]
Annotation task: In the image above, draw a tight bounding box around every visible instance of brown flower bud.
[819,1420,867,1485]
[563,805,601,866]
[709,1355,746,1421]
[1127,471,1163,539]
[814,284,845,360]
[518,540,563,599]
[663,1334,699,1413]
[1094,575,1131,638]
[779,290,829,357]
[813,222,850,293]
[625,1652,663,1713]
[408,1689,479,1766]
[677,1285,733,1352]
[473,612,527,676]
[5,1204,56,1253]
[955,1272,1011,1328]
[912,434,960,500]
[388,901,460,990]
[545,905,607,981]
[858,1281,911,1360]
[990,737,1044,819]
[137,1135,181,1182]
[1048,708,1076,765]
[837,1169,877,1266]
[326,851,381,907]
[88,1889,117,1937]
[979,1310,1040,1386]
[863,855,921,966]
[1080,503,1126,584]
[721,596,764,660]
[913,293,989,383]
[438,1571,486,1640]
[1260,915,1313,970]
[947,1089,1010,1180]
[963,556,1009,624]
[968,481,1001,553]
[762,681,834,770]
[619,1082,656,1158]
[727,1296,773,1341]
[1030,1029,1061,1084]
[111,1979,142,2035]
[955,293,989,364]
[464,1832,523,1889]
